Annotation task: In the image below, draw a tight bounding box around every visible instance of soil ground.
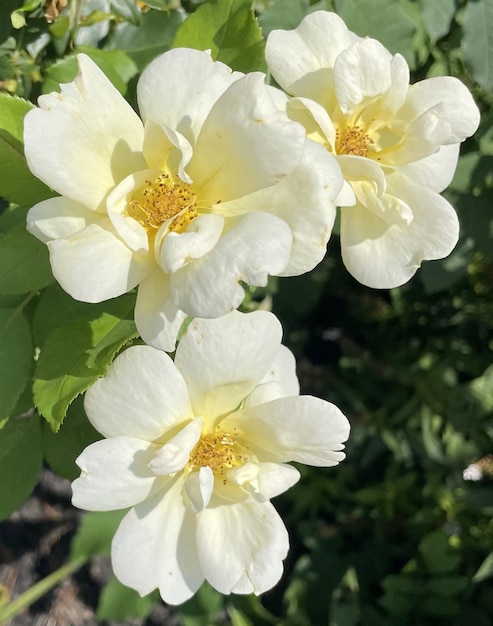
[0,468,180,626]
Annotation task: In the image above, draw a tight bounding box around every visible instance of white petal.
[184,466,214,513]
[263,344,299,389]
[140,117,195,184]
[170,212,292,318]
[243,382,288,408]
[134,269,188,352]
[338,155,387,197]
[72,437,157,511]
[196,498,288,595]
[174,311,282,423]
[226,462,260,490]
[149,419,202,475]
[386,105,454,164]
[387,172,460,257]
[142,119,179,171]
[226,396,350,467]
[266,11,360,102]
[352,180,413,227]
[84,345,192,440]
[399,76,480,144]
[378,53,410,116]
[336,180,357,206]
[24,54,145,211]
[159,214,224,273]
[190,74,306,203]
[138,48,241,148]
[340,172,460,288]
[333,39,393,114]
[286,96,337,148]
[106,170,157,253]
[27,196,99,244]
[244,342,300,408]
[397,143,460,193]
[48,220,151,302]
[277,140,341,275]
[254,462,300,500]
[217,139,342,277]
[227,461,299,501]
[112,476,203,604]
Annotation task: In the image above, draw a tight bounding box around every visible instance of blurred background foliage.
[0,0,492,624]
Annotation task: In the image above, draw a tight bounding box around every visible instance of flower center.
[335,125,374,157]
[188,428,248,477]
[125,173,197,234]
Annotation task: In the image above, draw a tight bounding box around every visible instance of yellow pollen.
[335,125,374,157]
[188,428,247,477]
[125,173,197,234]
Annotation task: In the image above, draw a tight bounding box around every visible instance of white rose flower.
[266,11,481,288]
[25,49,343,350]
[71,310,350,604]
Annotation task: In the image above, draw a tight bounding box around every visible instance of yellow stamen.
[188,428,247,480]
[335,125,374,157]
[125,173,197,234]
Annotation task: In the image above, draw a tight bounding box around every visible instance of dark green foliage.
[0,0,491,623]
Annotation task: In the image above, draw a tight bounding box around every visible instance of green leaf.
[420,0,455,44]
[456,190,493,259]
[258,0,310,37]
[473,552,493,584]
[172,0,265,73]
[43,48,138,95]
[97,576,158,621]
[105,8,183,70]
[426,575,468,596]
[333,0,417,68]
[448,152,481,193]
[462,0,493,90]
[329,602,360,626]
[42,396,101,481]
[422,595,460,617]
[0,0,20,42]
[418,530,460,574]
[69,509,128,562]
[79,47,138,94]
[109,0,142,25]
[0,415,42,520]
[420,238,474,295]
[10,0,43,28]
[420,408,446,464]
[142,0,176,9]
[10,10,26,29]
[33,295,138,431]
[0,93,52,205]
[0,229,54,295]
[478,113,493,156]
[0,307,32,422]
[469,365,493,413]
[177,583,225,626]
[0,205,29,233]
[228,606,255,626]
[33,283,103,348]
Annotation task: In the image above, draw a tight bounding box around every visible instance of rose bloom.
[25,49,343,351]
[71,310,350,604]
[266,11,480,288]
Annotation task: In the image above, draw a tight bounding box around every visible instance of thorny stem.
[0,557,86,623]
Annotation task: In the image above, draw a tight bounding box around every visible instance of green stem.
[9,291,37,322]
[0,557,86,623]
